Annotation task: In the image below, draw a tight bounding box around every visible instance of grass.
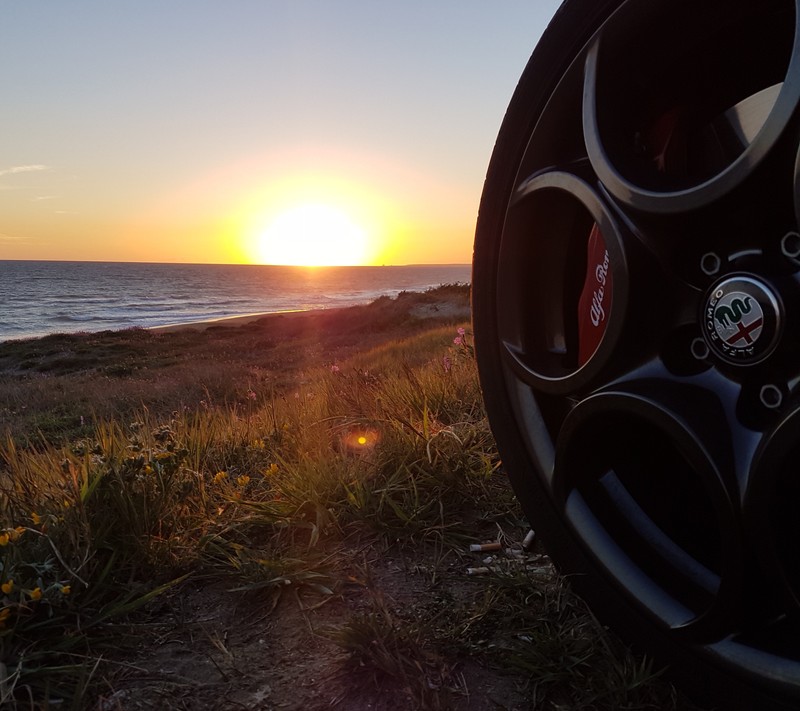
[0,286,699,709]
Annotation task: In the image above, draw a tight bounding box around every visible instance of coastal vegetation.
[0,286,697,709]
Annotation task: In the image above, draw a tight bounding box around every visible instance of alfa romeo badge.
[703,275,782,365]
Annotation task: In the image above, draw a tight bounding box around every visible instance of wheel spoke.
[745,408,800,616]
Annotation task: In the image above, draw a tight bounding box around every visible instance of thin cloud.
[0,164,50,178]
[32,195,58,201]
[0,232,29,242]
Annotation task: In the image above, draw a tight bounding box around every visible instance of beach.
[0,285,471,443]
[148,293,471,335]
[0,261,473,342]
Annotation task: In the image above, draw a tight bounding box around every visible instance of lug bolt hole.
[760,384,783,410]
[690,337,710,360]
[781,231,800,260]
[700,252,721,276]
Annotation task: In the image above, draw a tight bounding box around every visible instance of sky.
[0,1,562,266]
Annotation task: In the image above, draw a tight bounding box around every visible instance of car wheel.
[473,1,800,708]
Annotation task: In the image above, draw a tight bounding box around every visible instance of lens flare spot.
[342,428,380,453]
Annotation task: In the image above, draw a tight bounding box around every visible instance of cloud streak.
[0,164,50,178]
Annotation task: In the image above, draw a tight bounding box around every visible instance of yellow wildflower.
[30,587,42,601]
[1,580,13,595]
[0,534,9,547]
[154,452,172,460]
[0,607,11,627]
[8,527,24,542]
[31,512,41,525]
[264,463,279,477]
[213,471,228,484]
[236,475,251,487]
[143,465,154,475]
[61,585,71,596]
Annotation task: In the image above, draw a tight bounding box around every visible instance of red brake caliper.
[647,106,686,174]
[577,224,613,366]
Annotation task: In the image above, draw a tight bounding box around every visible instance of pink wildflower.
[442,356,452,373]
[457,327,466,336]
[330,364,340,374]
[247,389,257,401]
[453,336,463,346]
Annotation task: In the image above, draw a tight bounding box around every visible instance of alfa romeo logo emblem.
[713,292,763,345]
[703,275,781,364]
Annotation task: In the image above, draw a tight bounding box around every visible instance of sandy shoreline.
[148,308,314,334]
[148,296,471,335]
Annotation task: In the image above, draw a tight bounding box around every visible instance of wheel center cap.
[703,275,782,365]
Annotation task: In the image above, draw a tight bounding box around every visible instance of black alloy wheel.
[472,1,800,708]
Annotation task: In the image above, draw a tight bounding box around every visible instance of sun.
[256,203,368,266]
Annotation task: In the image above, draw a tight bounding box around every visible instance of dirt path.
[100,541,541,711]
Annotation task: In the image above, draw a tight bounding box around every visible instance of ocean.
[0,261,472,342]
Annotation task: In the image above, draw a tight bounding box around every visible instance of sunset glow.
[1,3,561,266]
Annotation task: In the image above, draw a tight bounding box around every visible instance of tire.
[472,1,800,708]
